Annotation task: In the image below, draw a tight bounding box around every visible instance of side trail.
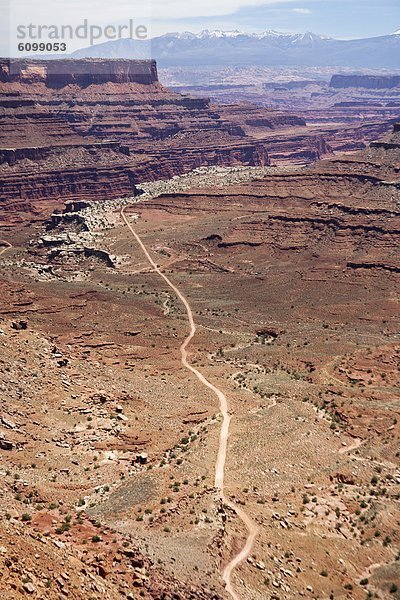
[0,241,12,257]
[121,207,258,599]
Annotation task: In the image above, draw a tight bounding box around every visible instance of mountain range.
[69,29,400,69]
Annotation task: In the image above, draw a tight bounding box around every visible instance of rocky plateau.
[0,58,399,600]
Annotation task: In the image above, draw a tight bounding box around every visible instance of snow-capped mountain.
[159,29,332,42]
[158,29,331,43]
[198,30,245,38]
[70,30,400,69]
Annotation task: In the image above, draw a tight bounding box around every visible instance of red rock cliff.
[0,58,274,222]
[0,58,158,86]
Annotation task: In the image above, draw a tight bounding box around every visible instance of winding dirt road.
[121,208,258,599]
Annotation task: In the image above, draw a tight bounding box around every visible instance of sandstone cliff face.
[142,124,400,275]
[0,58,159,86]
[165,67,400,153]
[330,74,400,89]
[0,59,274,221]
[0,147,139,225]
[215,104,332,164]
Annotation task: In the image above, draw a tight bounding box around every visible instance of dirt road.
[121,207,258,599]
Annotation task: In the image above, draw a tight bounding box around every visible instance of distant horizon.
[148,0,399,41]
[57,27,400,51]
[142,28,400,41]
[2,0,400,56]
[3,27,400,71]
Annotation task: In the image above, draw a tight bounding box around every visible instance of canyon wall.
[142,124,400,275]
[4,58,398,224]
[0,58,272,223]
[0,58,159,86]
[166,67,400,158]
[330,74,400,89]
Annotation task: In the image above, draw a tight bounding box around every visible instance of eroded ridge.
[121,206,259,599]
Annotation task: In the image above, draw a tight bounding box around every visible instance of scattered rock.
[135,453,148,465]
[0,439,14,450]
[11,320,28,331]
[23,582,35,594]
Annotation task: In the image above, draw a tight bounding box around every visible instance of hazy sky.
[153,0,400,39]
[3,0,400,55]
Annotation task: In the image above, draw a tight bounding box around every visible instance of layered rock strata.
[0,58,270,223]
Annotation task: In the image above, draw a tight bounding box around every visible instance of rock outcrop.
[167,67,400,157]
[0,58,159,86]
[330,74,400,89]
[142,124,400,275]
